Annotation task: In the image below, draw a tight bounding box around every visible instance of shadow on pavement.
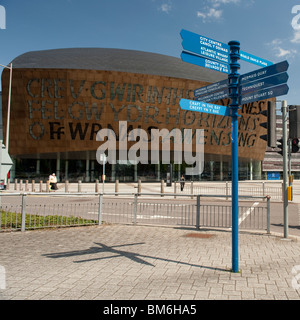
[43,241,230,272]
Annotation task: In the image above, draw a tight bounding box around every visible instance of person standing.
[49,173,58,191]
[180,175,185,191]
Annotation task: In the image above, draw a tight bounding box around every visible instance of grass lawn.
[1,210,98,231]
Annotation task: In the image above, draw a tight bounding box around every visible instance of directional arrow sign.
[181,51,230,74]
[239,60,289,85]
[181,29,230,64]
[195,89,229,103]
[240,72,289,95]
[194,79,229,103]
[194,79,228,97]
[179,99,231,117]
[239,51,273,68]
[193,60,289,104]
[181,29,273,68]
[239,84,289,105]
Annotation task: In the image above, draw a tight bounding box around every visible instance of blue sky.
[0,0,300,104]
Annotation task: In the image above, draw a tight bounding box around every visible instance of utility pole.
[282,100,289,238]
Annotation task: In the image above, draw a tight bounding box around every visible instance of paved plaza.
[1,180,300,301]
[0,223,299,300]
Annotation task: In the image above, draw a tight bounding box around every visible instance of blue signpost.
[181,51,230,74]
[194,79,229,103]
[228,41,240,274]
[195,89,228,103]
[194,79,228,97]
[240,84,289,105]
[179,99,231,116]
[239,61,289,104]
[181,29,273,68]
[239,51,273,68]
[181,29,230,64]
[239,60,289,85]
[179,30,289,273]
[239,72,288,95]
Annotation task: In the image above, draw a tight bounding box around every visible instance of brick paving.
[0,224,299,300]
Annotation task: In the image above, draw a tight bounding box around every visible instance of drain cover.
[184,233,214,239]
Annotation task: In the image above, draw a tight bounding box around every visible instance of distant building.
[1,48,271,182]
[262,115,300,179]
[0,91,2,141]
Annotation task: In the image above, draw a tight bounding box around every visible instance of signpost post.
[228,41,240,273]
[179,29,290,272]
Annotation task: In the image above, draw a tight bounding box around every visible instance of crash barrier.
[0,193,270,233]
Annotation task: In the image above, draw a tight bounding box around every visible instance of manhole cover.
[184,233,215,239]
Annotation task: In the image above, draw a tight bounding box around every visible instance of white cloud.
[276,47,294,58]
[211,0,240,5]
[196,0,239,22]
[268,39,297,59]
[160,3,172,14]
[291,30,300,44]
[270,39,282,46]
[197,11,206,19]
[197,8,223,21]
[207,8,223,19]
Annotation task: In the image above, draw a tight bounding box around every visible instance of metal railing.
[8,179,283,201]
[0,192,270,233]
[185,181,283,201]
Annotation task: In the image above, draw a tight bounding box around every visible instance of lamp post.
[0,63,12,185]
[100,153,107,193]
[0,62,12,151]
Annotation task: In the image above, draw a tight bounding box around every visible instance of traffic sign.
[194,79,228,97]
[239,72,289,95]
[239,84,289,105]
[239,51,273,68]
[268,172,280,180]
[180,29,273,68]
[181,51,230,74]
[239,60,289,85]
[181,29,230,64]
[195,89,228,103]
[179,31,286,274]
[193,60,289,104]
[194,79,229,103]
[179,98,231,116]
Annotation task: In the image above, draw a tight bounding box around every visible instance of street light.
[0,63,12,186]
[0,62,12,151]
[99,153,107,193]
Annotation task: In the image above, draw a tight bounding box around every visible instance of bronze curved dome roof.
[11,48,226,83]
